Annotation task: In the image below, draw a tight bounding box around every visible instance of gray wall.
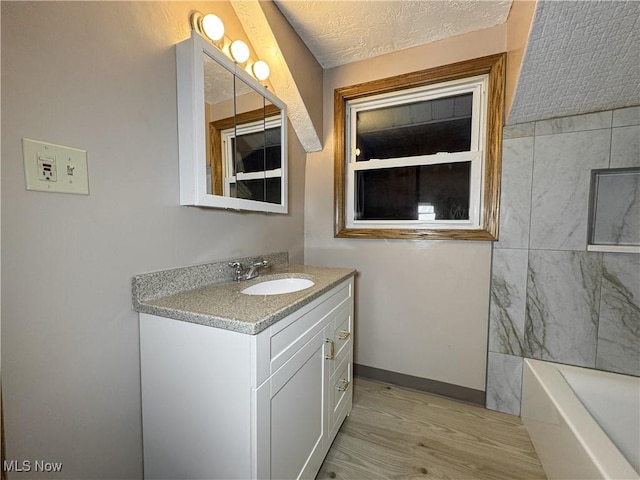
[304,27,508,393]
[1,2,306,478]
[486,107,640,415]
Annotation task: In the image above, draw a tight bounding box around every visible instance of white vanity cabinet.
[139,277,354,480]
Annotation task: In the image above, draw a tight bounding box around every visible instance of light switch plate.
[22,138,89,195]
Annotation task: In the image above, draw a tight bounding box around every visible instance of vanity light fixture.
[190,12,224,46]
[201,14,225,43]
[229,40,250,64]
[189,11,269,81]
[252,60,270,81]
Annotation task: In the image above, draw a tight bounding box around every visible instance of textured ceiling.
[203,55,251,105]
[273,0,512,69]
[508,1,640,125]
[272,0,639,125]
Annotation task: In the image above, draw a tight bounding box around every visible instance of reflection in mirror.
[209,77,283,204]
[203,52,235,195]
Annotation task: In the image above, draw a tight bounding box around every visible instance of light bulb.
[252,60,270,81]
[230,40,250,64]
[201,14,224,42]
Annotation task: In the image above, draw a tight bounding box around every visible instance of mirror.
[209,75,283,204]
[177,32,287,213]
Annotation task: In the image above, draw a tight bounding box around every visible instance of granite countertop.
[133,263,355,335]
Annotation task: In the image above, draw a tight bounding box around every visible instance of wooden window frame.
[334,53,506,240]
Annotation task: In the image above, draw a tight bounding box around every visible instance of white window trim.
[346,151,483,229]
[344,76,488,230]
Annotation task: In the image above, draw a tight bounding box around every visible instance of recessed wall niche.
[588,167,640,253]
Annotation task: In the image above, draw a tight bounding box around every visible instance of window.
[334,54,505,240]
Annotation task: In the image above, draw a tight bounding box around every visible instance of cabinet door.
[255,328,331,479]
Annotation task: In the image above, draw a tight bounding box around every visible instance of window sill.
[335,227,498,241]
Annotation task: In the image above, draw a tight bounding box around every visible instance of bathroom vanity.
[133,255,355,479]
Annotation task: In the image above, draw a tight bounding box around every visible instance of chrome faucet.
[229,259,269,281]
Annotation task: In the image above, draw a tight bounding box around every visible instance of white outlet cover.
[22,138,89,195]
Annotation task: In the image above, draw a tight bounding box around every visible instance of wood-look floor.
[317,378,546,480]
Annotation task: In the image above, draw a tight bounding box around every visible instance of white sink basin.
[241,278,315,296]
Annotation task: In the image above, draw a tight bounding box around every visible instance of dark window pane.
[233,127,281,174]
[355,161,471,221]
[356,93,472,161]
[231,178,281,204]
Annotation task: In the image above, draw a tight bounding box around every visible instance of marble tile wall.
[486,106,640,415]
[529,129,610,250]
[525,250,602,367]
[488,249,527,356]
[597,253,640,374]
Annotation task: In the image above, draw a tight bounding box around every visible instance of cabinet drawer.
[330,353,352,431]
[269,281,352,375]
[332,304,352,363]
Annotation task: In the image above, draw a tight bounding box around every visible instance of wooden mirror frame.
[334,53,506,240]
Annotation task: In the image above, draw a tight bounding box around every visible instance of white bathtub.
[522,359,640,480]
